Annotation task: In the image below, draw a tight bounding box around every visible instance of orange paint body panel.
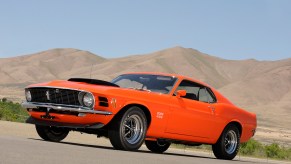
[29,111,113,125]
[24,72,257,145]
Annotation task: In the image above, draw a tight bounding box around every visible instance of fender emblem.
[156,112,164,119]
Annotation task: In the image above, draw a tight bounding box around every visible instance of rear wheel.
[35,125,69,142]
[145,140,171,153]
[108,106,147,151]
[212,124,240,160]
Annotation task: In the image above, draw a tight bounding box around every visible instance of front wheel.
[35,125,69,142]
[145,140,171,153]
[108,106,147,151]
[212,124,240,160]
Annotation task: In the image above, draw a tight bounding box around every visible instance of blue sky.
[0,0,290,60]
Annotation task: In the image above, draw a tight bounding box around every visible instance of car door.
[165,80,218,139]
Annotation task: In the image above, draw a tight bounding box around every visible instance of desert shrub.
[265,143,280,158]
[0,101,29,122]
[265,143,291,160]
[240,139,264,156]
[2,97,7,102]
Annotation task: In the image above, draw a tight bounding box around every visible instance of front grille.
[28,87,81,106]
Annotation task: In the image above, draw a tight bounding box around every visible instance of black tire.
[35,125,69,142]
[212,124,240,160]
[145,140,171,153]
[108,106,147,151]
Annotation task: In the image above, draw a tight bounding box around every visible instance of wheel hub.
[122,114,144,144]
[224,130,238,154]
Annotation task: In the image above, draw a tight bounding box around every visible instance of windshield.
[111,74,177,94]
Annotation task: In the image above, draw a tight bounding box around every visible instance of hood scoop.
[68,78,119,87]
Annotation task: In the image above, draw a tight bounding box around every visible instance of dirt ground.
[254,127,291,147]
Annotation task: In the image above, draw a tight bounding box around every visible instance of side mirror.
[176,90,186,98]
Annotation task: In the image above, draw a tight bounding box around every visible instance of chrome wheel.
[108,106,147,151]
[122,114,144,144]
[224,130,238,154]
[212,125,240,160]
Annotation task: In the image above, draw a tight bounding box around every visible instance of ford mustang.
[22,72,256,160]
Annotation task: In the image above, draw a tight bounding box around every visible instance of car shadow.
[28,138,115,151]
[28,138,257,163]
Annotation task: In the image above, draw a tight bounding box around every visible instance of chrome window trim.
[22,102,112,115]
[205,87,217,103]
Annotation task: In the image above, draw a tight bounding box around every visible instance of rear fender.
[214,120,243,144]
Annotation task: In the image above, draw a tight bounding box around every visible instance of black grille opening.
[28,87,81,106]
[98,96,108,107]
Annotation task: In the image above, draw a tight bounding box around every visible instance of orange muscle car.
[22,72,256,160]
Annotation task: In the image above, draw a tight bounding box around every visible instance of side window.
[198,87,216,103]
[175,80,200,100]
[198,88,208,102]
[175,80,217,103]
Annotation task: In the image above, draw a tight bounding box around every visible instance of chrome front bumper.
[22,102,112,115]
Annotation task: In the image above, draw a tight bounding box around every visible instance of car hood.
[27,80,121,94]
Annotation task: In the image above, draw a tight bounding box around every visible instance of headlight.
[25,90,32,102]
[83,93,94,107]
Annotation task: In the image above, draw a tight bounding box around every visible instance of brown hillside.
[0,48,105,86]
